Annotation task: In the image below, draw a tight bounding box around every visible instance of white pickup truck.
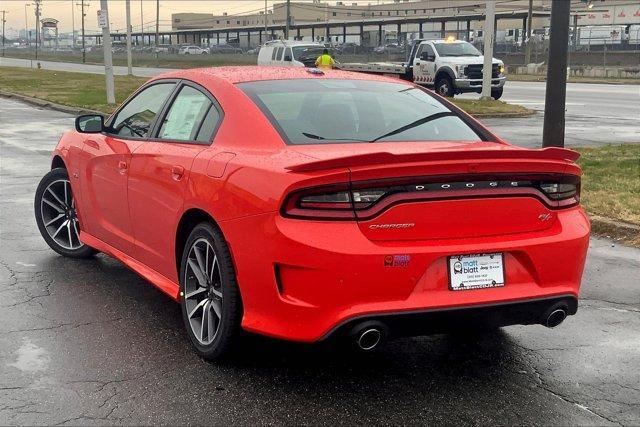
[339,39,506,99]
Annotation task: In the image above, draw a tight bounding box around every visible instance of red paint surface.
[51,67,590,342]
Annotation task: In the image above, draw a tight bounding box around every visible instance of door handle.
[171,165,185,180]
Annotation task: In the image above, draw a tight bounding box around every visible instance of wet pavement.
[0,99,639,425]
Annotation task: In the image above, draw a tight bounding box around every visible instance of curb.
[0,91,104,116]
[590,215,640,247]
[472,111,537,119]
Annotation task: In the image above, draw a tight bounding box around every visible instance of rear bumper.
[322,295,578,340]
[221,206,589,342]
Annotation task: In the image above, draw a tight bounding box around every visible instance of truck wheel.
[435,76,454,97]
[491,88,504,100]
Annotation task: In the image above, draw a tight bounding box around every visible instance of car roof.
[155,66,411,85]
[428,39,468,44]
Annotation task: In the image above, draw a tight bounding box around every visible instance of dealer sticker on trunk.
[448,253,505,291]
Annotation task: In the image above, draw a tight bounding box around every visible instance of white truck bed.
[338,62,408,74]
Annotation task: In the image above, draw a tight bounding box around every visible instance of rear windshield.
[238,79,483,145]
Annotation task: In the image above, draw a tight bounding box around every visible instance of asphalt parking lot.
[1,98,639,425]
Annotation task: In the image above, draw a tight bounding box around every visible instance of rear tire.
[435,75,455,97]
[179,222,241,360]
[34,168,97,258]
[491,87,504,100]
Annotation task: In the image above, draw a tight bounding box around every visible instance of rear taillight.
[282,174,581,220]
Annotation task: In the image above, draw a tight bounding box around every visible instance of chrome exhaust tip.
[357,328,382,351]
[545,309,567,328]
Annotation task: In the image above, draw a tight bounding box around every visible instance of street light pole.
[71,0,75,48]
[1,10,7,58]
[99,0,115,105]
[480,0,495,100]
[24,4,31,47]
[155,0,159,61]
[77,0,86,63]
[285,0,290,40]
[542,0,571,148]
[126,0,132,75]
[140,0,144,46]
[524,0,533,65]
[34,0,41,62]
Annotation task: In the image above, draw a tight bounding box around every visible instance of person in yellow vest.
[315,48,335,69]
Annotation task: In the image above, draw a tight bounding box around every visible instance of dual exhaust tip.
[351,306,568,350]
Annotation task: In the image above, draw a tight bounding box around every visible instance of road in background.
[463,81,640,148]
[1,98,639,425]
[1,56,638,148]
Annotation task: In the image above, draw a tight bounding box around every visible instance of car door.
[413,44,437,85]
[78,81,177,255]
[127,81,223,281]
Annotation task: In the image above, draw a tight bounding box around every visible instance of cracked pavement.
[0,98,639,425]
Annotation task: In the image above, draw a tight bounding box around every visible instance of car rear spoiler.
[286,147,580,173]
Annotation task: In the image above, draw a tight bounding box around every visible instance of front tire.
[435,75,455,97]
[34,168,96,258]
[179,222,241,360]
[491,87,504,100]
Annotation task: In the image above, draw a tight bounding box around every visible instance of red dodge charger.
[35,67,590,359]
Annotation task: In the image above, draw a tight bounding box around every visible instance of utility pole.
[24,4,31,48]
[524,0,533,64]
[126,0,133,75]
[155,0,159,60]
[34,0,41,61]
[140,0,144,45]
[1,10,7,58]
[542,0,571,148]
[71,0,75,48]
[480,0,495,100]
[77,0,86,63]
[264,0,268,41]
[285,0,291,40]
[98,0,115,104]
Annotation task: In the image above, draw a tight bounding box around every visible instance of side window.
[270,47,277,60]
[276,47,284,60]
[157,85,219,143]
[424,44,435,58]
[110,83,175,138]
[284,47,292,61]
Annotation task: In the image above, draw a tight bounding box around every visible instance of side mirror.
[283,54,292,61]
[75,114,104,133]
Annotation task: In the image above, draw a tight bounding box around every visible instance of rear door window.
[156,85,221,143]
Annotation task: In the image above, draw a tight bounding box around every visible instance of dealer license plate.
[448,253,505,291]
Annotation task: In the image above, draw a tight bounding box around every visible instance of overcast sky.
[0,0,294,35]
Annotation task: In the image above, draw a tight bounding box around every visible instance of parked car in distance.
[35,66,590,360]
[245,45,262,55]
[258,40,327,67]
[155,44,172,54]
[179,45,209,55]
[209,44,243,54]
[373,43,405,54]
